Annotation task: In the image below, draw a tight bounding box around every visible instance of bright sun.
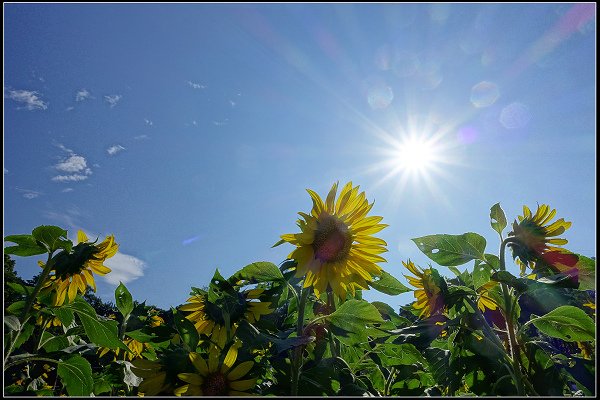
[394,137,438,173]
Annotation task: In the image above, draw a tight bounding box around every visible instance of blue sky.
[4,3,596,310]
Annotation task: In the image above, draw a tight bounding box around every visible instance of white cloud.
[55,155,88,173]
[134,134,149,140]
[66,106,75,111]
[107,145,126,155]
[52,174,90,182]
[104,94,122,108]
[144,118,153,126]
[6,89,48,110]
[103,253,146,285]
[229,100,236,107]
[187,80,206,89]
[62,188,74,193]
[75,88,92,102]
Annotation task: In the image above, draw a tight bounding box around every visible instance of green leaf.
[473,261,494,290]
[527,305,595,342]
[39,331,70,352]
[63,297,127,350]
[14,322,35,348]
[490,203,507,236]
[32,225,72,253]
[377,343,426,367]
[172,308,199,351]
[6,301,26,315]
[57,355,94,396]
[4,234,47,256]
[115,282,134,318]
[412,233,486,266]
[572,253,596,291]
[6,282,35,296]
[368,270,411,295]
[4,315,21,331]
[53,308,75,327]
[231,261,284,283]
[326,300,384,341]
[491,270,529,293]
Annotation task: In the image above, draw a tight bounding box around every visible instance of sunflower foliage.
[3,197,596,396]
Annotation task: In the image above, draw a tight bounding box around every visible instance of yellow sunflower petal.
[229,378,257,392]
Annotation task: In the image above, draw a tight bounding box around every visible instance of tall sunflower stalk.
[279,182,388,395]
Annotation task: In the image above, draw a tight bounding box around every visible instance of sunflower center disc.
[313,214,351,262]
[203,373,228,396]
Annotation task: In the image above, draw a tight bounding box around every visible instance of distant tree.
[4,254,26,306]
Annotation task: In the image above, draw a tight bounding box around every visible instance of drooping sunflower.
[174,343,256,396]
[40,230,118,306]
[180,289,272,348]
[403,260,445,318]
[508,204,571,274]
[279,181,388,299]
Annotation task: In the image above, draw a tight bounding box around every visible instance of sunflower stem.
[326,290,340,358]
[291,287,309,396]
[499,238,526,395]
[22,253,55,322]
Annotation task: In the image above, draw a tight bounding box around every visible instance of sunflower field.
[4,182,596,396]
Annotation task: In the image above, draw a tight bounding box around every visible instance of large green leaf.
[490,203,507,236]
[412,233,486,266]
[326,300,384,343]
[172,308,200,351]
[526,305,595,342]
[57,355,94,396]
[32,225,72,253]
[63,297,127,350]
[4,234,47,256]
[115,282,134,318]
[39,331,71,352]
[231,261,284,283]
[368,271,411,295]
[376,343,425,367]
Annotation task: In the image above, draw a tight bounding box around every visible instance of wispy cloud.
[75,88,92,102]
[103,253,146,285]
[16,188,43,199]
[104,94,122,108]
[6,89,48,110]
[144,118,153,126]
[134,134,149,140]
[62,188,74,193]
[52,174,90,182]
[213,118,229,126]
[187,80,206,89]
[66,106,75,111]
[107,145,126,155]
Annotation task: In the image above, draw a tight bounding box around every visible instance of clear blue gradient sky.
[4,3,596,310]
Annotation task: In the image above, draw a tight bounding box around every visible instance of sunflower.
[180,289,272,348]
[40,230,118,306]
[279,181,388,299]
[508,204,571,274]
[403,260,444,318]
[174,343,256,396]
[131,359,173,396]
